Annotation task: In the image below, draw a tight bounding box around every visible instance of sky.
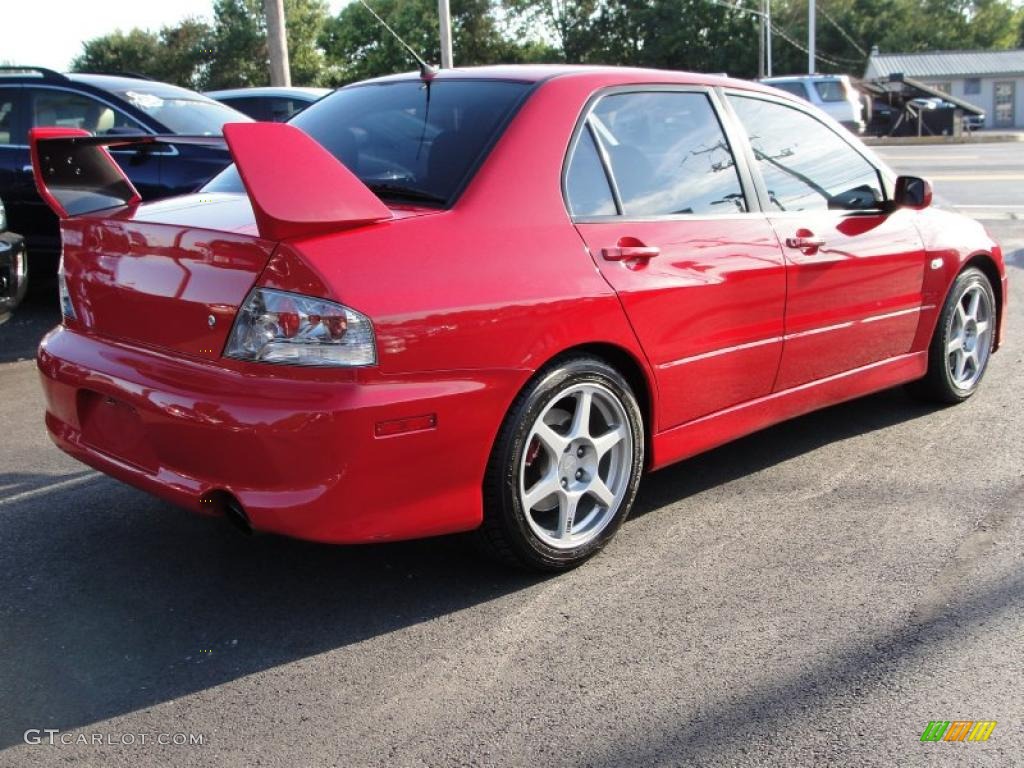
[4,0,350,71]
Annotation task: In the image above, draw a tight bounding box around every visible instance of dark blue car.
[0,67,250,264]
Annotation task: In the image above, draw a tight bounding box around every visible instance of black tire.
[908,267,997,404]
[478,356,644,571]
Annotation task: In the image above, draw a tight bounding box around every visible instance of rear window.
[205,79,532,206]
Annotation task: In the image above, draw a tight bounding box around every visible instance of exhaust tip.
[200,490,253,535]
[225,498,253,535]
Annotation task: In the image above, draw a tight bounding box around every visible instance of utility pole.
[807,0,816,73]
[765,0,772,76]
[265,0,291,87]
[438,0,453,68]
[757,5,765,79]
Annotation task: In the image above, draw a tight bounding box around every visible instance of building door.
[994,82,1015,128]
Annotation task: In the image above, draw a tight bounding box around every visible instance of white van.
[761,75,866,134]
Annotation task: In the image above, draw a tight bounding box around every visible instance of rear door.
[723,93,926,390]
[567,88,787,431]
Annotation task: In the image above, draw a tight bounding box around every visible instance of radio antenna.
[355,0,438,79]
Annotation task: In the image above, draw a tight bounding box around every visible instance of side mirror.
[894,175,932,209]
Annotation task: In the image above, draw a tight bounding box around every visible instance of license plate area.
[78,390,157,472]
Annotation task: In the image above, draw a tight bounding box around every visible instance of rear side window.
[728,95,883,212]
[565,127,616,217]
[771,82,810,100]
[589,91,746,217]
[221,96,269,121]
[814,80,847,102]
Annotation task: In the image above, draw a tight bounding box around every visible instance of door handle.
[22,165,34,174]
[785,230,826,252]
[602,245,660,262]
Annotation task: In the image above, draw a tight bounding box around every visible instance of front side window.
[206,79,531,206]
[0,89,20,145]
[728,95,883,212]
[30,89,144,136]
[589,91,746,217]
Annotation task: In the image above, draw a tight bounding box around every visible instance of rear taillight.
[225,288,376,367]
[57,255,76,321]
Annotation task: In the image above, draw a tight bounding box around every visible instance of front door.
[565,89,787,431]
[725,93,927,391]
[994,81,1015,128]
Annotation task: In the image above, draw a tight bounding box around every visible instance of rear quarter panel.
[272,76,658,516]
[285,75,654,381]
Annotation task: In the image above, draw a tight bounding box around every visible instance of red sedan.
[31,66,1007,570]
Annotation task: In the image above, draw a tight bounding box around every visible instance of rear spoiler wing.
[29,123,393,241]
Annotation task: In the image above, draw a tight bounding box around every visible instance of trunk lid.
[62,193,276,361]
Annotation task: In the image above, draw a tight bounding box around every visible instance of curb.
[865,134,1024,146]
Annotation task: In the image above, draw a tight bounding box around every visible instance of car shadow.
[583,568,1024,766]
[629,385,942,519]
[0,386,943,748]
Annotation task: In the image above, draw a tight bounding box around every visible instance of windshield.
[114,88,251,135]
[203,79,532,205]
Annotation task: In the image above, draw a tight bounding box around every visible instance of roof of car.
[67,73,221,101]
[761,74,848,82]
[360,64,790,98]
[205,87,331,100]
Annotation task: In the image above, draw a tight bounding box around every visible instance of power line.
[704,1,862,70]
[818,3,868,57]
[769,21,861,68]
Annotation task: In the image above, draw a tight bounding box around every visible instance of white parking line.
[955,204,1024,209]
[878,154,981,162]
[0,472,102,507]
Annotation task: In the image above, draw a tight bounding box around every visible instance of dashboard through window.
[587,91,746,217]
[728,95,884,212]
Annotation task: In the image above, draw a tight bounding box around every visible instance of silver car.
[0,197,27,325]
[761,75,865,134]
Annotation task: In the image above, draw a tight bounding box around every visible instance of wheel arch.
[962,251,1004,350]
[536,341,657,467]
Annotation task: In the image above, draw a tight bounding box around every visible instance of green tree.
[205,0,330,88]
[320,0,556,85]
[72,28,167,78]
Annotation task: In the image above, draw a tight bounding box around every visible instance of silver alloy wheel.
[946,283,993,390]
[519,383,633,550]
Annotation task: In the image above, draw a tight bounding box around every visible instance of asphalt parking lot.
[1,143,1021,767]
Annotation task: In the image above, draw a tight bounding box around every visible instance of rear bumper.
[0,232,28,323]
[37,327,523,543]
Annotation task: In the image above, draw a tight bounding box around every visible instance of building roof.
[864,49,1024,80]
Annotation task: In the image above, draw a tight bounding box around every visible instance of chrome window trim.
[561,83,762,223]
